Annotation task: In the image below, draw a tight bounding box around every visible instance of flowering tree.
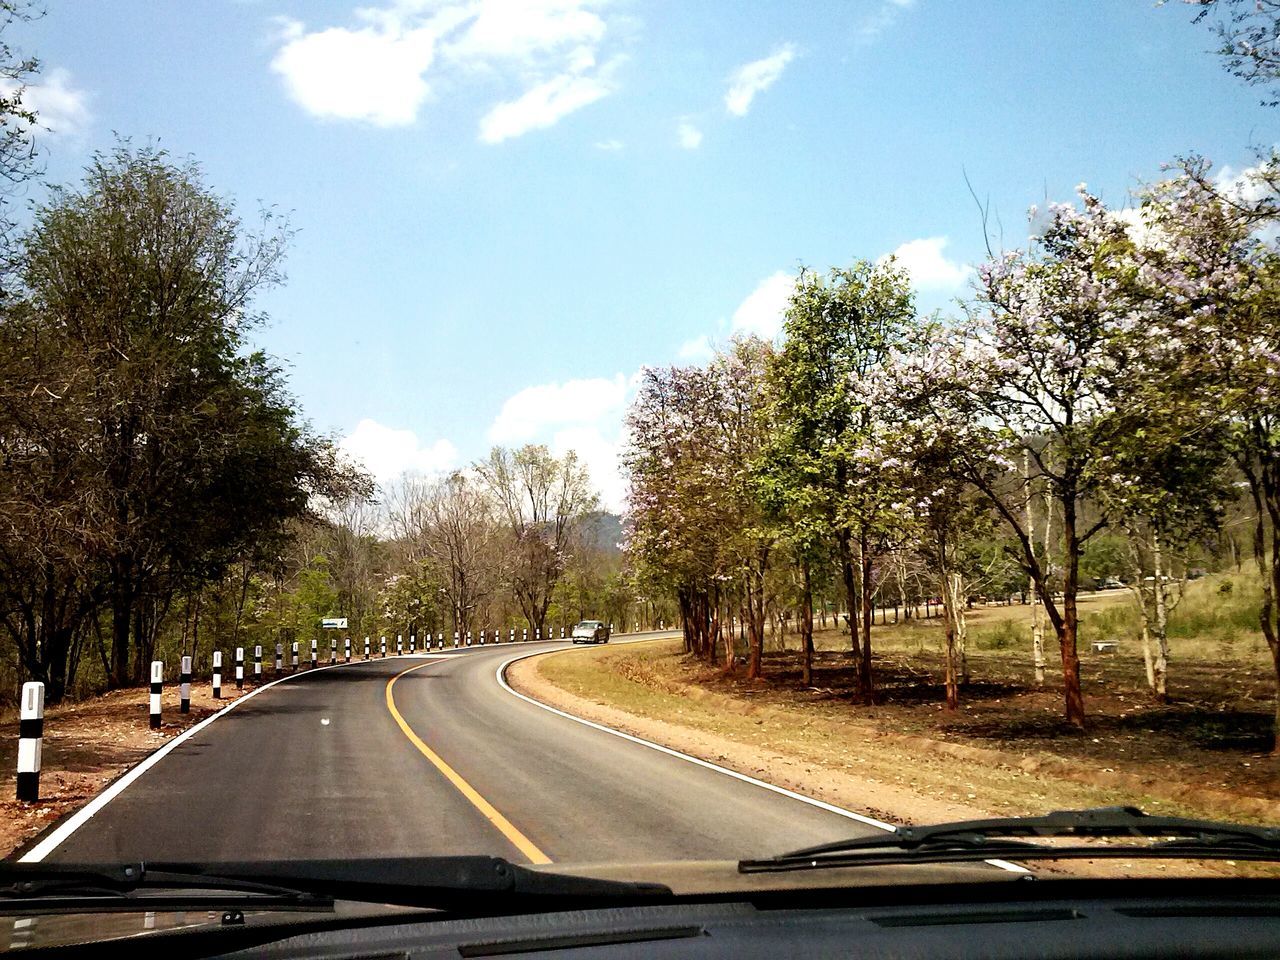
[960,188,1142,727]
[1133,155,1280,740]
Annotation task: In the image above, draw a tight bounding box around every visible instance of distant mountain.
[581,511,623,555]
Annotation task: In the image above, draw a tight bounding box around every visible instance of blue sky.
[17,0,1275,508]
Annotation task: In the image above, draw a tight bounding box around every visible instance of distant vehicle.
[571,620,611,644]
[1187,568,1207,580]
[1099,577,1126,590]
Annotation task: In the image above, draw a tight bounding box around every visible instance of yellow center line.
[384,660,552,865]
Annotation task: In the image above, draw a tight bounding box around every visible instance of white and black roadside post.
[274,643,283,674]
[466,631,472,646]
[561,626,566,639]
[380,636,387,657]
[235,647,245,690]
[522,628,528,642]
[309,638,317,669]
[149,661,163,730]
[397,634,403,655]
[453,631,459,648]
[479,629,486,646]
[409,634,416,654]
[437,632,443,649]
[291,641,299,671]
[364,636,370,659]
[330,638,337,665]
[254,645,262,681]
[535,627,541,641]
[345,637,351,662]
[16,682,44,801]
[212,651,223,699]
[510,628,515,643]
[179,656,192,714]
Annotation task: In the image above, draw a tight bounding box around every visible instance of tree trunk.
[109,557,133,688]
[858,529,874,704]
[1059,494,1086,728]
[800,557,814,687]
[940,538,959,711]
[1151,531,1170,702]
[835,531,862,679]
[1025,452,1046,686]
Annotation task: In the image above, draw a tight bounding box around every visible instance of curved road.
[29,637,890,865]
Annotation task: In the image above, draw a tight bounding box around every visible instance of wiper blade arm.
[740,807,1280,873]
[0,863,328,903]
[0,858,671,910]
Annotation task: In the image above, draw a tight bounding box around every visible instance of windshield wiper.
[739,806,1280,874]
[0,856,671,912]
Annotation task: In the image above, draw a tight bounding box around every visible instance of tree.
[477,446,597,638]
[15,143,364,687]
[959,188,1141,727]
[1181,0,1280,105]
[388,471,497,640]
[1132,155,1280,736]
[765,260,916,701]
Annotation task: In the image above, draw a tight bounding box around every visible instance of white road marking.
[495,646,1029,875]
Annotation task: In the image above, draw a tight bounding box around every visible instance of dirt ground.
[0,680,253,859]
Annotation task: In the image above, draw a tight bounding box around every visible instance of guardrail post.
[254,645,262,680]
[275,643,283,674]
[437,632,444,649]
[453,631,459,648]
[235,647,244,690]
[522,628,528,642]
[479,629,486,646]
[380,636,386,657]
[466,631,472,646]
[180,656,192,713]
[345,637,351,662]
[330,638,337,664]
[291,641,299,671]
[409,634,416,654]
[212,651,222,699]
[397,634,403,655]
[364,636,370,659]
[149,661,163,729]
[17,682,44,801]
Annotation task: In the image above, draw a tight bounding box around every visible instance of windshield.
[2,0,1279,922]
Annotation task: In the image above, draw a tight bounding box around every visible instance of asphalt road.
[33,636,895,865]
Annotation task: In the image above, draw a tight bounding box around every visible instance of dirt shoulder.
[0,681,254,859]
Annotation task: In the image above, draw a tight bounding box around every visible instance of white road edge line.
[495,647,1030,876]
[18,655,446,863]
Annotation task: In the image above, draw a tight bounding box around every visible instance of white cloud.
[488,374,629,444]
[271,0,621,138]
[0,68,91,137]
[594,138,623,151]
[859,0,915,42]
[677,334,713,360]
[676,119,702,149]
[340,418,458,483]
[270,13,449,126]
[879,236,972,291]
[724,43,795,117]
[731,270,796,339]
[478,54,617,144]
[443,0,606,63]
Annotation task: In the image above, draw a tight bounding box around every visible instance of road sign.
[321,618,348,629]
